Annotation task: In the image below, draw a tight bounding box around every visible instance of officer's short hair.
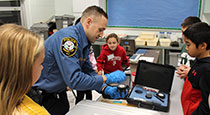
[81,5,108,22]
[181,16,201,28]
[183,22,210,50]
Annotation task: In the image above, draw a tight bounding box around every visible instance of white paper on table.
[139,56,154,62]
[170,34,178,41]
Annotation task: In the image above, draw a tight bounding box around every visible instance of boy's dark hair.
[183,22,210,50]
[181,16,201,28]
[106,33,119,43]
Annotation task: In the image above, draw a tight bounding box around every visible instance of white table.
[68,72,184,115]
[161,72,184,115]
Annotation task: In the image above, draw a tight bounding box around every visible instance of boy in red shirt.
[182,22,210,115]
[176,16,202,115]
[97,33,130,74]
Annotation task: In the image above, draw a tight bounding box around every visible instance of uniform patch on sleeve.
[61,37,78,57]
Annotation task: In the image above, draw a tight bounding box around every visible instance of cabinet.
[0,0,22,25]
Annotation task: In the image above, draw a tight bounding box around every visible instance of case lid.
[134,60,175,93]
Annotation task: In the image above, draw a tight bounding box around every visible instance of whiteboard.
[106,0,201,29]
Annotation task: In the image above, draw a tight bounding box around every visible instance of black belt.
[27,87,66,105]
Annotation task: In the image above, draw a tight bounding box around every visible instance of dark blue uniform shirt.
[34,23,105,93]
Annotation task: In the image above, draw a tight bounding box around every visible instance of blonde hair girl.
[0,24,48,115]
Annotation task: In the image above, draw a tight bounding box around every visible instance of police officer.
[29,6,127,115]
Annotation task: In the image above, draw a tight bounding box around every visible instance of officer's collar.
[76,22,90,48]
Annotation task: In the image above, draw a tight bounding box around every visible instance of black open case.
[126,60,175,112]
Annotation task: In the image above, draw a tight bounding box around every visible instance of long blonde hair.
[0,24,44,115]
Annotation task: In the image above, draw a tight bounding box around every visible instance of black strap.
[27,87,44,105]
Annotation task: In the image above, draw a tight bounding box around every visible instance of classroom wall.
[22,0,55,28]
[202,0,210,24]
[203,14,210,24]
[72,0,100,22]
[22,0,210,36]
[204,0,210,13]
[54,0,73,16]
[22,0,73,29]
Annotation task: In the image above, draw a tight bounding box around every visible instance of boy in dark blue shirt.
[182,22,210,114]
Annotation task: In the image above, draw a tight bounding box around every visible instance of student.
[29,6,127,115]
[0,24,49,115]
[181,22,210,115]
[175,16,202,115]
[177,16,201,79]
[97,33,130,74]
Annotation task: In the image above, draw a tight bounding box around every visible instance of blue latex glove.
[105,70,126,84]
[104,86,128,99]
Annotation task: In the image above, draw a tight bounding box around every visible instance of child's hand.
[176,64,191,79]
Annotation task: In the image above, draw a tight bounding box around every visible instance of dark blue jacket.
[34,23,105,93]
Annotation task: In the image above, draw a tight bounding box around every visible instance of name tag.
[107,54,114,61]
